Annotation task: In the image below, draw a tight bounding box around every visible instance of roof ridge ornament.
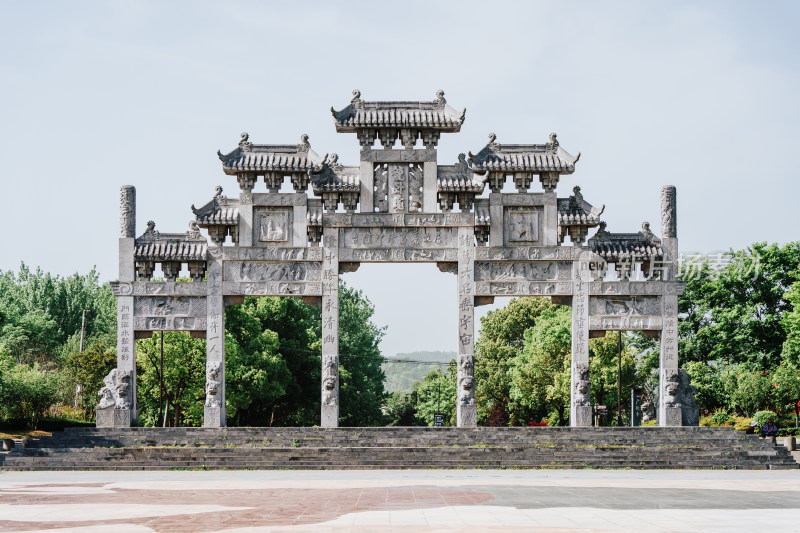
[351,89,361,104]
[239,132,252,152]
[299,133,310,152]
[435,89,446,104]
[548,132,559,151]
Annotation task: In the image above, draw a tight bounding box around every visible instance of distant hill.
[381,351,456,393]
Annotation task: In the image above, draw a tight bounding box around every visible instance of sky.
[1,1,798,357]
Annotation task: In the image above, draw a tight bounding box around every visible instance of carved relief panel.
[504,207,541,245]
[132,296,208,331]
[224,261,322,283]
[373,163,424,214]
[254,208,293,244]
[589,296,661,316]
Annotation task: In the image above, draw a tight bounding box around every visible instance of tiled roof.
[332,90,465,132]
[307,207,323,225]
[588,227,663,262]
[437,155,486,193]
[135,241,208,262]
[197,207,238,226]
[218,134,325,175]
[475,207,491,226]
[557,188,604,225]
[469,134,579,174]
[309,163,360,193]
[192,190,239,226]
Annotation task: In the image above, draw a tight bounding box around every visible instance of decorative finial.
[145,220,156,235]
[300,133,309,145]
[239,132,252,151]
[488,133,497,144]
[549,132,558,148]
[188,220,201,238]
[214,185,223,197]
[435,89,446,103]
[351,89,361,102]
[217,149,224,161]
[573,185,581,195]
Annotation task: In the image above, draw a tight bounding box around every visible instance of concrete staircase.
[2,426,797,470]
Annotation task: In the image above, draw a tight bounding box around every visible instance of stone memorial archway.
[101,90,685,428]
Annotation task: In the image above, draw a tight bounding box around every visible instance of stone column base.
[457,404,477,427]
[203,405,225,427]
[661,406,682,427]
[572,405,593,427]
[321,405,338,427]
[96,406,131,428]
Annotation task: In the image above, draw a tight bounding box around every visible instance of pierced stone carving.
[205,362,221,408]
[390,165,406,212]
[408,164,424,212]
[97,369,132,410]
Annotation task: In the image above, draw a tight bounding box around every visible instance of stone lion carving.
[459,377,475,406]
[322,377,337,406]
[573,363,590,406]
[664,370,681,408]
[97,369,132,410]
[205,362,221,408]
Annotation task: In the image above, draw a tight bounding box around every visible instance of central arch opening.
[344,263,458,426]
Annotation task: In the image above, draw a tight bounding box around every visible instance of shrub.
[751,410,779,432]
[711,410,732,427]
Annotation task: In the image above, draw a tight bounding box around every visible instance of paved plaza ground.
[0,469,798,532]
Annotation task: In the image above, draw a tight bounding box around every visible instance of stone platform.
[2,427,796,471]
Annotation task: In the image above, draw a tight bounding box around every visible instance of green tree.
[679,243,800,368]
[589,333,638,425]
[136,332,206,427]
[413,366,457,426]
[510,305,572,425]
[64,341,116,415]
[337,283,387,427]
[781,278,800,367]
[475,297,556,425]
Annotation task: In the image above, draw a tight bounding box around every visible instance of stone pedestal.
[572,405,592,427]
[96,407,130,428]
[321,227,340,427]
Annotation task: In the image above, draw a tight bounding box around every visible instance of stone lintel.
[322,213,475,228]
[252,193,308,207]
[360,148,437,163]
[221,281,321,297]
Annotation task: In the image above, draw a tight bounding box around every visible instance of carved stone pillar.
[542,192,558,247]
[570,256,592,426]
[659,185,681,425]
[204,247,226,427]
[456,227,476,427]
[321,227,340,427]
[116,186,137,426]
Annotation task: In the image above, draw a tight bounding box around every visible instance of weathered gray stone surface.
[679,368,700,426]
[110,92,686,429]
